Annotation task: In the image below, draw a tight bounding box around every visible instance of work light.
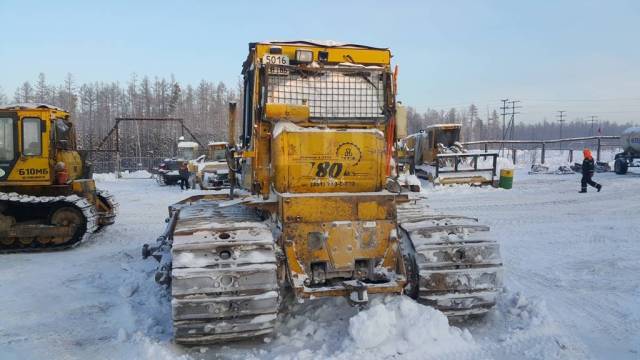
[295,49,313,63]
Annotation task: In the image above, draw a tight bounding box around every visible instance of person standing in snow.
[179,161,191,190]
[579,148,602,193]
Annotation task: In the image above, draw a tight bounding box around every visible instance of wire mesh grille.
[265,65,387,120]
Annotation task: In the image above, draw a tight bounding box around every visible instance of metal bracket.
[343,280,369,306]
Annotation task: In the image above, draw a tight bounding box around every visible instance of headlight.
[295,49,313,63]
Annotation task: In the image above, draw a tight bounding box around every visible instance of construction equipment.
[0,103,117,252]
[156,138,199,186]
[614,127,640,174]
[406,124,498,185]
[143,41,503,345]
[195,141,230,190]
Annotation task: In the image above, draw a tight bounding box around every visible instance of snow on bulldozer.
[143,41,503,345]
[400,124,498,186]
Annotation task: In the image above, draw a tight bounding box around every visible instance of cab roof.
[0,103,67,112]
[254,40,388,51]
[426,123,462,130]
[243,40,391,73]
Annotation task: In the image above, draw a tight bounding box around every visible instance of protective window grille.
[265,65,387,121]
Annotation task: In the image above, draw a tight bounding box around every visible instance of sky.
[1,0,639,124]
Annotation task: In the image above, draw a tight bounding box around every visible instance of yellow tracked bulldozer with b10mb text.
[0,103,117,252]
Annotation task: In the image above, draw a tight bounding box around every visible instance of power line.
[588,115,598,136]
[557,110,566,148]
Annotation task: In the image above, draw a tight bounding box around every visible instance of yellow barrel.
[499,169,514,189]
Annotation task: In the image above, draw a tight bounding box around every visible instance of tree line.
[1,74,635,160]
[4,73,239,166]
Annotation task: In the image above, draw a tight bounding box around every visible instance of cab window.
[55,119,72,149]
[22,118,42,156]
[0,117,14,161]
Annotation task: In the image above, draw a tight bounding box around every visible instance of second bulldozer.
[400,124,498,185]
[0,103,117,252]
[144,41,503,344]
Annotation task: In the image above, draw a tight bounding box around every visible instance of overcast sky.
[1,0,639,124]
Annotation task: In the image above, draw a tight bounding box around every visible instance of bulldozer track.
[96,189,119,229]
[398,197,503,317]
[0,192,99,253]
[168,199,280,345]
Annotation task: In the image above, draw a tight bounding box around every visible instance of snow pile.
[93,172,118,182]
[397,172,421,186]
[347,297,475,357]
[93,170,153,182]
[121,170,153,179]
[247,296,475,360]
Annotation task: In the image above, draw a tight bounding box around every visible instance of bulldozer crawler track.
[96,189,119,230]
[169,199,279,345]
[0,192,99,253]
[398,197,503,317]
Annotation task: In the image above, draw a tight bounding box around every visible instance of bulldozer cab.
[0,104,81,185]
[206,141,227,161]
[239,41,395,196]
[176,140,199,161]
[421,124,461,164]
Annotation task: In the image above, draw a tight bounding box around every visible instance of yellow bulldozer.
[0,104,117,252]
[143,41,502,345]
[400,124,498,185]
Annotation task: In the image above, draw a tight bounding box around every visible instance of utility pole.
[588,115,598,136]
[557,110,566,149]
[500,99,509,141]
[500,99,509,155]
[507,100,522,141]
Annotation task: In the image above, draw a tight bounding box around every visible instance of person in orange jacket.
[579,148,602,193]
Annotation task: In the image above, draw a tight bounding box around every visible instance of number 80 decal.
[311,162,343,178]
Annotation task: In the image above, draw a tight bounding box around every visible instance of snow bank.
[121,170,153,179]
[93,170,153,182]
[93,172,118,182]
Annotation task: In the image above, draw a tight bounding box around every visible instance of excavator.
[0,103,117,252]
[143,41,503,344]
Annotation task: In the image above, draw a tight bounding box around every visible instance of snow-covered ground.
[1,164,639,360]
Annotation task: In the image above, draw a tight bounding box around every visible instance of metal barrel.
[498,169,514,189]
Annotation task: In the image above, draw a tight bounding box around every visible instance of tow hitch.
[343,280,369,306]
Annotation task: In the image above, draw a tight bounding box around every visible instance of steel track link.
[0,192,99,253]
[169,199,280,345]
[398,197,503,317]
[96,189,119,228]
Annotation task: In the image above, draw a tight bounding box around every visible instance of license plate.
[263,54,289,75]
